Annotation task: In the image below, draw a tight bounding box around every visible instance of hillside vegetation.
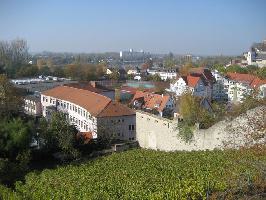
[1,147,266,200]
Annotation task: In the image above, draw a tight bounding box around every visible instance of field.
[1,147,266,200]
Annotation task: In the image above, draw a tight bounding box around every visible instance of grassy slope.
[2,147,266,200]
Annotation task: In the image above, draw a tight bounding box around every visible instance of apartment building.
[225,73,266,102]
[41,86,136,141]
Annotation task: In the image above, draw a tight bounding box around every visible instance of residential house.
[225,73,266,102]
[168,75,209,98]
[211,70,228,101]
[131,91,175,117]
[41,86,136,141]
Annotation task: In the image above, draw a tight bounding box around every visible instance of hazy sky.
[0,0,266,55]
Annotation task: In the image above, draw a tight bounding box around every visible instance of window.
[132,125,135,130]
[122,119,124,122]
[129,125,131,130]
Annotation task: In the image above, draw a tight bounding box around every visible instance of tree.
[0,74,22,118]
[16,64,39,78]
[0,118,33,185]
[257,67,266,79]
[179,62,193,76]
[226,65,248,74]
[179,92,214,127]
[39,113,79,157]
[147,74,162,81]
[0,39,29,77]
[0,118,33,159]
[109,70,120,80]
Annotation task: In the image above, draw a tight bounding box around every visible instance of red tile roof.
[189,67,214,83]
[186,75,201,88]
[227,73,266,87]
[42,86,111,116]
[131,91,170,112]
[42,85,135,118]
[120,86,139,95]
[250,77,266,88]
[97,102,135,117]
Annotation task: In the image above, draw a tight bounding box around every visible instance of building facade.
[24,95,42,116]
[41,86,136,140]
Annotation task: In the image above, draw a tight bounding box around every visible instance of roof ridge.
[63,85,112,101]
[96,100,113,117]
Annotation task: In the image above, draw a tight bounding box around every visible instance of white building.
[246,39,266,68]
[225,73,266,103]
[120,49,149,63]
[211,70,228,101]
[168,75,210,98]
[24,95,42,116]
[147,69,177,81]
[41,86,136,141]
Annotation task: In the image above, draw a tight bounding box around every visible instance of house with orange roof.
[131,91,175,117]
[168,75,210,98]
[41,85,136,141]
[225,72,266,102]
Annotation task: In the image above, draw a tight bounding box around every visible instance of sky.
[0,0,266,55]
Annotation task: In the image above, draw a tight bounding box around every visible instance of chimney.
[90,81,96,88]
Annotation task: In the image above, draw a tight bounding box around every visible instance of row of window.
[69,115,91,131]
[43,96,94,120]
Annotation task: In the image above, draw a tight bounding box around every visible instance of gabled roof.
[42,86,112,116]
[186,75,201,88]
[42,85,135,118]
[189,67,215,83]
[250,77,266,88]
[226,73,266,88]
[97,102,135,117]
[64,82,114,93]
[131,91,170,112]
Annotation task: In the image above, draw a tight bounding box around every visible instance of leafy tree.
[226,65,248,74]
[0,118,32,159]
[39,113,79,158]
[0,39,29,78]
[16,64,39,78]
[213,64,227,74]
[179,62,194,76]
[0,118,33,185]
[38,66,51,76]
[257,67,266,79]
[109,70,120,80]
[147,74,162,81]
[0,74,22,118]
